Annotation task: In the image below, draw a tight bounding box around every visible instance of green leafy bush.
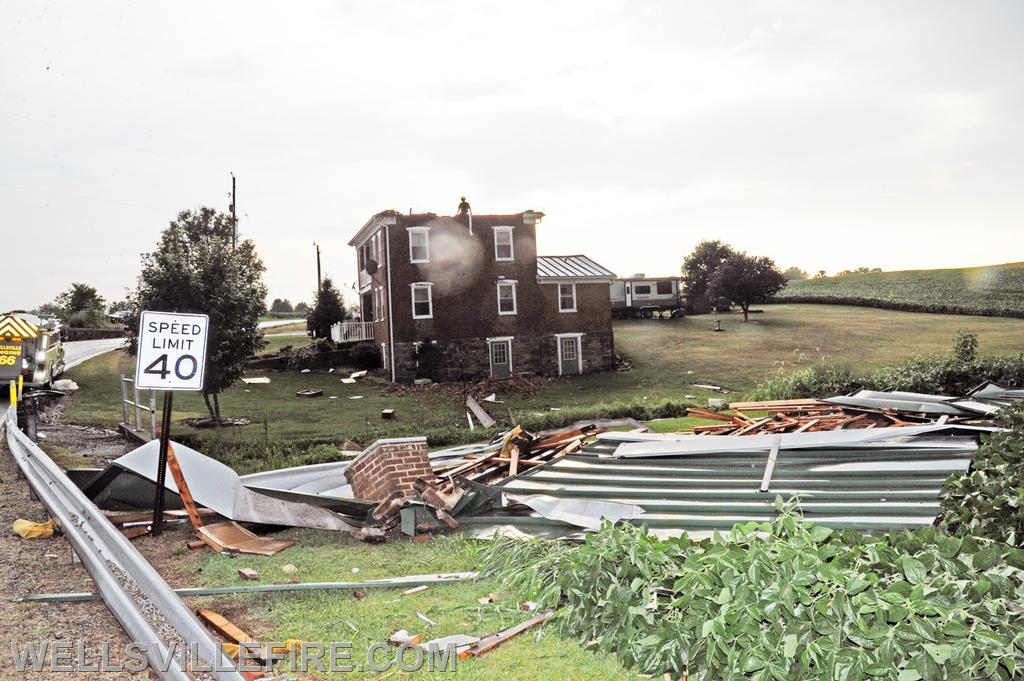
[482,501,1024,680]
[749,331,1024,400]
[940,402,1024,546]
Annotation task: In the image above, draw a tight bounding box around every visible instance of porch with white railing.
[331,320,375,344]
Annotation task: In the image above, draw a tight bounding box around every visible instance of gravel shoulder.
[0,399,202,679]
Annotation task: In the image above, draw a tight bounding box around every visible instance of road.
[259,318,303,329]
[61,319,304,370]
[63,338,126,370]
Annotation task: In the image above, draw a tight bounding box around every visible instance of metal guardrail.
[121,374,156,438]
[331,320,375,344]
[4,404,243,680]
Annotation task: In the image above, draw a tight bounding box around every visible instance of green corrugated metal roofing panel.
[468,439,978,535]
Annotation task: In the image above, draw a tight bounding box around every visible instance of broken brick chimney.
[345,437,432,502]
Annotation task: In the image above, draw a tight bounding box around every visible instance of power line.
[0,181,159,210]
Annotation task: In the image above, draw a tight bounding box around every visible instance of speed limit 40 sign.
[135,311,210,391]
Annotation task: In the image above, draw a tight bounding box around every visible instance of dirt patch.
[36,398,127,464]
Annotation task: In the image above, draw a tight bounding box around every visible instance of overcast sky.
[3,1,1022,312]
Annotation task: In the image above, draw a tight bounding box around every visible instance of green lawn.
[63,304,1024,454]
[191,531,637,680]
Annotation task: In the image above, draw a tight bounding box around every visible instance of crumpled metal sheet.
[604,424,996,458]
[502,494,645,530]
[113,440,369,534]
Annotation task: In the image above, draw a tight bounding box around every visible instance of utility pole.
[314,242,322,291]
[229,173,237,249]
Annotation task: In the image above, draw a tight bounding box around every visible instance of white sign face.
[135,311,210,391]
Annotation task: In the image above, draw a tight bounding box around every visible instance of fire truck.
[0,312,66,391]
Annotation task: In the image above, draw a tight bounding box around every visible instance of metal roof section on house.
[536,255,616,283]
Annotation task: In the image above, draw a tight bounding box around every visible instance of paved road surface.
[60,319,303,371]
[63,338,126,370]
[258,318,303,329]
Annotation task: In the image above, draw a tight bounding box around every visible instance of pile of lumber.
[684,398,978,435]
[414,425,607,523]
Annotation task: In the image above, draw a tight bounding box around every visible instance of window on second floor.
[558,283,577,312]
[411,282,433,319]
[493,226,514,261]
[656,281,673,295]
[497,280,517,315]
[408,227,430,263]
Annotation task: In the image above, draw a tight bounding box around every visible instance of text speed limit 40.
[134,311,210,391]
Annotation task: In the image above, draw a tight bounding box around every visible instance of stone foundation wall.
[392,330,615,382]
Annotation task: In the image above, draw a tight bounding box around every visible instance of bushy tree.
[270,298,294,314]
[708,252,787,321]
[48,282,107,326]
[307,278,346,339]
[128,207,267,421]
[108,300,130,314]
[294,301,310,314]
[782,266,808,281]
[681,240,735,314]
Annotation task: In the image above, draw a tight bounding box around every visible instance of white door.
[558,336,581,375]
[489,340,511,377]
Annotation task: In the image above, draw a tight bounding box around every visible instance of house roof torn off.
[81,385,1019,545]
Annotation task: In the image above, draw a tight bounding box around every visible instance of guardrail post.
[120,375,129,431]
[132,380,142,431]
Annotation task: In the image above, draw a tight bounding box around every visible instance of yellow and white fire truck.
[0,312,66,390]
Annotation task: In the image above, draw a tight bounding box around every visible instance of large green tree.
[307,277,347,339]
[46,282,107,326]
[128,207,267,421]
[681,240,735,314]
[708,252,787,321]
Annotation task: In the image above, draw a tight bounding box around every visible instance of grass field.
[192,531,637,680]
[62,304,1024,454]
[776,261,1024,317]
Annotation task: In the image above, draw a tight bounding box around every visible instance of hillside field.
[776,261,1024,317]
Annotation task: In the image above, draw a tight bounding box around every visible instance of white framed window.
[558,283,577,312]
[408,227,430,263]
[493,226,514,261]
[497,280,517,315]
[410,282,433,319]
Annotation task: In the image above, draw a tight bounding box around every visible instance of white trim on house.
[492,225,515,262]
[410,281,434,319]
[385,224,396,381]
[555,332,584,376]
[558,283,577,313]
[496,280,518,315]
[487,336,514,376]
[407,226,431,264]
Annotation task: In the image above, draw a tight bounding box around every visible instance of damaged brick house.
[343,203,616,383]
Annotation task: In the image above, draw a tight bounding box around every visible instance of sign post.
[135,311,209,536]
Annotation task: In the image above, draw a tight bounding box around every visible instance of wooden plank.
[460,610,554,659]
[465,395,496,429]
[164,442,205,532]
[793,418,819,433]
[508,445,520,477]
[197,608,257,645]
